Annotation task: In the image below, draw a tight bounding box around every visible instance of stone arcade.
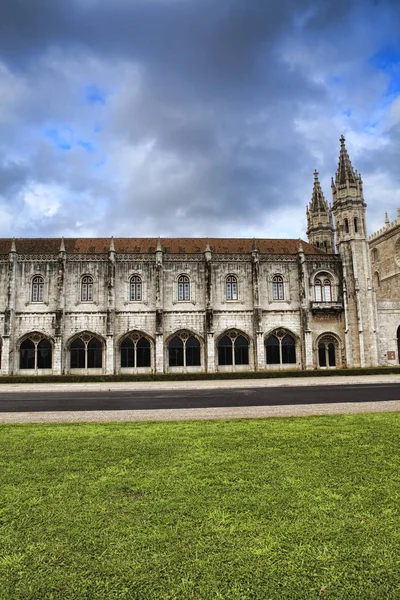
[0,137,399,375]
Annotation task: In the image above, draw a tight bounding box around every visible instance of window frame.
[168,333,201,367]
[31,275,44,303]
[226,275,238,301]
[19,334,52,370]
[129,275,142,302]
[81,275,94,302]
[217,332,249,367]
[265,333,296,366]
[120,334,151,368]
[177,275,190,302]
[70,334,103,370]
[272,275,284,301]
[314,275,333,302]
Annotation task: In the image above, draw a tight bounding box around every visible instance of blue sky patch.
[85,84,107,105]
[44,127,73,151]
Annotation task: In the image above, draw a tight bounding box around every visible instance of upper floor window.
[32,276,44,302]
[272,275,284,300]
[315,277,332,302]
[372,248,379,262]
[344,218,349,234]
[178,275,190,301]
[130,275,142,301]
[81,275,93,302]
[226,275,238,300]
[354,217,358,233]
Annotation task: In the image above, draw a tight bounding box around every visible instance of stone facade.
[0,137,399,375]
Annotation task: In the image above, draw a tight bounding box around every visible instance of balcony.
[310,301,343,315]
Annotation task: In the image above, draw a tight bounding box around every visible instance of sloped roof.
[0,237,325,255]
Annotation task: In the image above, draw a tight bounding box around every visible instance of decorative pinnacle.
[156,237,162,252]
[336,134,358,186]
[385,212,390,227]
[59,237,66,253]
[11,238,16,253]
[309,168,328,214]
[297,238,303,253]
[109,236,115,252]
[252,237,258,252]
[205,239,211,253]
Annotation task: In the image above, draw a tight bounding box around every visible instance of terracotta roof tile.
[0,237,325,256]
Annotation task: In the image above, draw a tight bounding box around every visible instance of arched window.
[374,272,380,289]
[272,275,284,300]
[130,275,142,301]
[344,218,349,233]
[178,275,190,301]
[32,276,44,302]
[265,332,296,365]
[168,333,200,367]
[217,332,249,366]
[354,217,358,233]
[315,278,322,302]
[314,276,333,302]
[318,342,336,368]
[19,334,52,370]
[324,279,332,302]
[81,276,93,302]
[120,334,151,368]
[226,275,238,300]
[372,248,379,262]
[70,334,103,369]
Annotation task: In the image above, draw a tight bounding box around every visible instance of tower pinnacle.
[306,170,334,253]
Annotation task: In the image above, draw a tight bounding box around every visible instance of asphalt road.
[1,383,400,412]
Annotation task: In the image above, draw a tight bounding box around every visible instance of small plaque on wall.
[387,351,396,360]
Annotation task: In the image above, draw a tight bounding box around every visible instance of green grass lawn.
[1,414,400,599]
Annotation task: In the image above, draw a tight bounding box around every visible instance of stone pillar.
[256,332,265,369]
[155,333,164,373]
[53,337,63,375]
[304,330,314,369]
[105,335,114,374]
[1,336,11,375]
[206,332,215,372]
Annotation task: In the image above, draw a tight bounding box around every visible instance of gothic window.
[374,272,380,289]
[130,275,142,301]
[168,332,200,367]
[121,335,151,368]
[314,276,332,302]
[177,275,190,301]
[32,276,44,302]
[217,332,249,366]
[318,342,336,368]
[344,218,349,233]
[19,334,52,370]
[315,278,322,302]
[226,275,238,300]
[354,217,358,233]
[70,334,103,369]
[265,332,296,365]
[372,248,379,262]
[272,275,284,300]
[324,279,332,301]
[81,275,93,302]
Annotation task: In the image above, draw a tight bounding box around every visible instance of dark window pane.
[121,338,134,368]
[169,347,184,367]
[235,335,249,365]
[318,343,326,367]
[70,338,85,369]
[169,336,183,348]
[281,335,296,364]
[37,339,52,369]
[218,335,233,366]
[186,336,200,366]
[20,339,35,369]
[266,336,280,364]
[87,337,102,368]
[137,338,151,367]
[328,343,336,367]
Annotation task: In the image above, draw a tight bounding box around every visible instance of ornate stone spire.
[309,169,329,213]
[335,134,361,188]
[306,170,334,253]
[109,236,115,252]
[59,237,66,253]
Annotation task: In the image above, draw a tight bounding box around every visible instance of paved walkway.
[1,374,400,424]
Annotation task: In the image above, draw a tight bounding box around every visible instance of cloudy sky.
[0,0,399,241]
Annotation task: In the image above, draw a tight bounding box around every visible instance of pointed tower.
[306,169,334,252]
[331,135,377,367]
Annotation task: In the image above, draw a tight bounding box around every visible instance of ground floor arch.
[167,330,202,369]
[18,332,53,372]
[68,332,105,372]
[315,332,341,369]
[119,331,153,371]
[217,330,250,367]
[265,328,297,368]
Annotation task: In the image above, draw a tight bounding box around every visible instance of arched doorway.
[316,334,340,369]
